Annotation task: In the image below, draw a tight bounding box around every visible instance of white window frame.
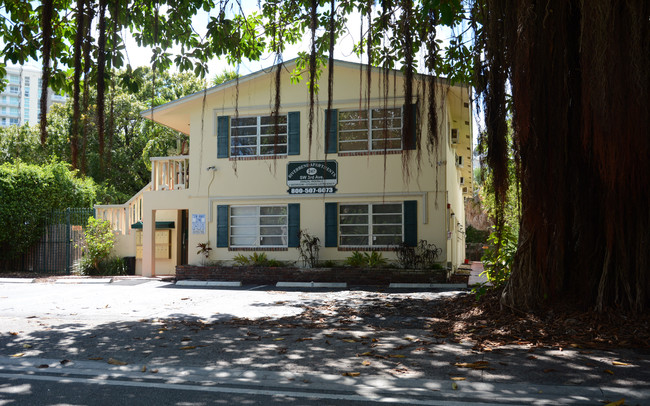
[230,114,288,157]
[338,107,403,153]
[339,202,403,247]
[229,205,288,248]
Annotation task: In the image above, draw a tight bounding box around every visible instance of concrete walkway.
[468,261,489,286]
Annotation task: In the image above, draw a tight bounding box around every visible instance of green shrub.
[465,225,491,244]
[0,161,97,264]
[344,251,387,268]
[233,253,251,266]
[232,252,284,267]
[345,251,366,267]
[363,252,387,267]
[480,224,517,287]
[90,257,127,276]
[79,217,115,273]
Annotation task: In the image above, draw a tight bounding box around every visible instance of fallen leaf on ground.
[452,382,459,390]
[179,345,196,350]
[604,399,625,406]
[141,365,147,372]
[451,377,466,381]
[107,358,128,366]
[273,338,285,341]
[9,332,18,335]
[603,369,614,375]
[60,359,70,365]
[9,353,24,358]
[362,360,371,366]
[296,337,313,342]
[612,361,631,366]
[150,369,159,373]
[342,372,361,377]
[181,297,189,300]
[454,361,490,369]
[22,344,32,348]
[389,354,405,358]
[37,364,49,369]
[342,339,358,343]
[88,357,103,360]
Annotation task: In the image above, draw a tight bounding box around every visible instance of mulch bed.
[426,288,650,350]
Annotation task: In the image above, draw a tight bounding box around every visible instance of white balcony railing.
[151,156,190,191]
[95,182,152,235]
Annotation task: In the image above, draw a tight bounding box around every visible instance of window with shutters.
[338,108,402,152]
[230,114,288,156]
[230,205,288,247]
[339,203,403,247]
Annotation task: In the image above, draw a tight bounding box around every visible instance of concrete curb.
[54,278,113,284]
[388,283,468,289]
[175,280,242,287]
[0,278,35,284]
[276,282,347,288]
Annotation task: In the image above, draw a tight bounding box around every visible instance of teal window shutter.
[402,104,417,150]
[217,116,230,158]
[403,200,417,246]
[287,111,300,155]
[325,109,338,154]
[287,203,300,247]
[324,202,338,247]
[217,205,229,247]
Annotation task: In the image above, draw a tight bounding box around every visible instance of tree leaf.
[342,372,361,377]
[180,345,196,350]
[10,353,25,358]
[107,358,128,365]
[604,399,625,406]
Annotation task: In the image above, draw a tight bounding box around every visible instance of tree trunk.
[493,0,650,312]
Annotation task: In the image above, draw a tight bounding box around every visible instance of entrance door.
[180,210,189,265]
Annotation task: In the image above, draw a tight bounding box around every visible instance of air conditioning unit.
[451,128,459,144]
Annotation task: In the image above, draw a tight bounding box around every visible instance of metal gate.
[8,208,94,274]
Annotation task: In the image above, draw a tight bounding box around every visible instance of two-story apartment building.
[96,59,473,277]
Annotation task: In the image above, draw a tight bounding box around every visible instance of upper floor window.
[9,75,20,84]
[9,85,19,95]
[24,77,30,86]
[338,108,402,152]
[217,112,300,159]
[9,97,19,106]
[324,104,416,154]
[231,115,287,156]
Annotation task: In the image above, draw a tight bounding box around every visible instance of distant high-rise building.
[0,65,67,128]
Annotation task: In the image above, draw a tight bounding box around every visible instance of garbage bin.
[123,256,136,275]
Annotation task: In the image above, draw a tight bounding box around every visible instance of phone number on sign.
[289,187,335,194]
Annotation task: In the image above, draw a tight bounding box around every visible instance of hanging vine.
[39,0,54,145]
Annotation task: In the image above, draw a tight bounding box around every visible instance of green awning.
[130,221,175,229]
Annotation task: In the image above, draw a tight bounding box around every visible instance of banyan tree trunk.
[494,0,650,312]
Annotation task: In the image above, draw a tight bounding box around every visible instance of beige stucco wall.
[111,61,471,276]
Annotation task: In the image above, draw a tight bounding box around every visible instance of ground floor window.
[229,205,288,247]
[339,203,403,247]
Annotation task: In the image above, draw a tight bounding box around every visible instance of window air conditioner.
[451,128,459,144]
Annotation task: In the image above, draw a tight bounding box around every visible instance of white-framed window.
[338,107,402,152]
[9,118,19,125]
[339,203,403,247]
[9,97,19,106]
[9,75,20,84]
[230,114,288,156]
[9,85,19,95]
[230,205,288,247]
